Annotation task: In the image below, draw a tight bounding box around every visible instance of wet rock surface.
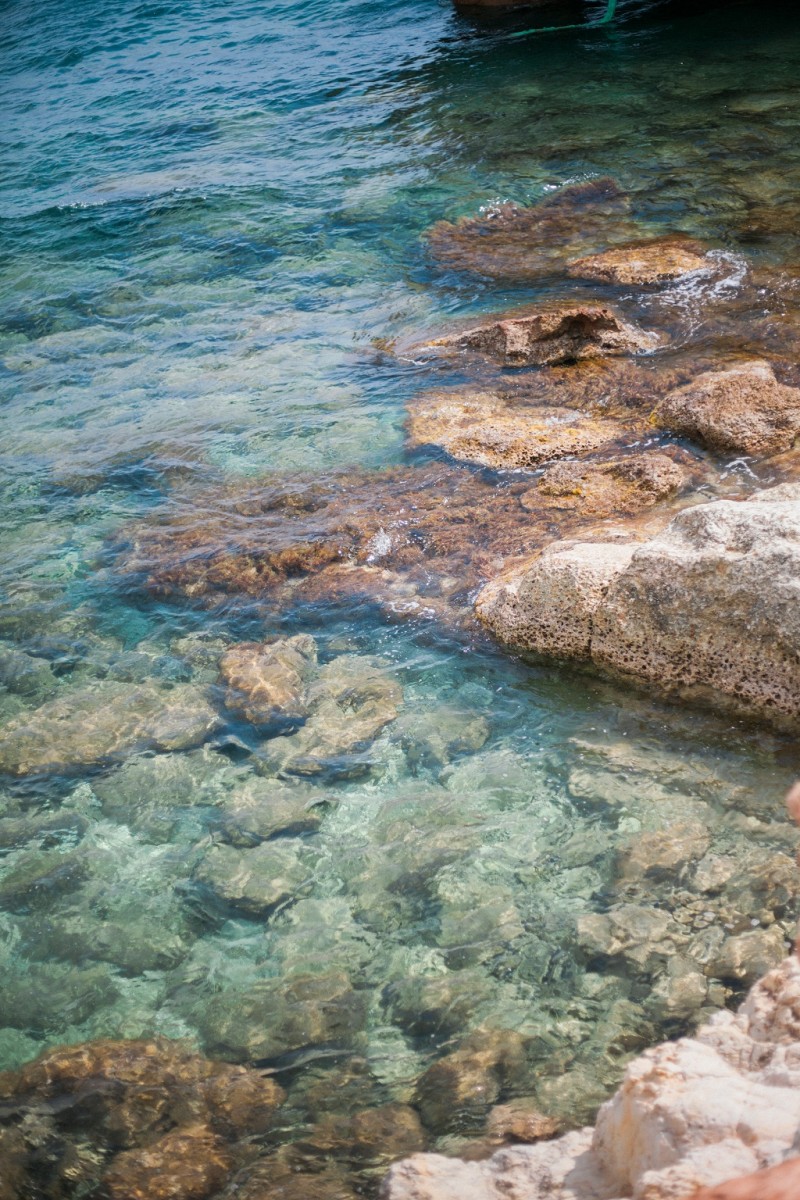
[219,634,317,728]
[566,235,711,285]
[421,304,659,368]
[477,485,800,728]
[655,360,800,457]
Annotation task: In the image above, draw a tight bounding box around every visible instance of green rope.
[506,0,618,38]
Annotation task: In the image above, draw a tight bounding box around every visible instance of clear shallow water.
[2,0,800,1191]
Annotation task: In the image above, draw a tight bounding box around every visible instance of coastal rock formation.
[423,304,659,368]
[219,634,317,727]
[0,681,221,777]
[532,453,686,515]
[382,954,800,1200]
[115,459,692,630]
[655,361,800,457]
[476,485,800,728]
[426,179,635,281]
[567,236,710,285]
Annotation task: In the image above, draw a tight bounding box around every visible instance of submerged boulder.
[423,304,659,368]
[530,452,687,516]
[477,485,800,729]
[655,360,800,457]
[0,681,222,777]
[219,634,317,728]
[567,235,711,285]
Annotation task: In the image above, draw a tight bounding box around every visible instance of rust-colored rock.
[424,304,659,368]
[486,1100,561,1143]
[531,453,687,516]
[427,178,635,281]
[655,360,800,457]
[687,1157,800,1200]
[219,634,317,727]
[414,1029,528,1135]
[0,1038,285,1199]
[567,235,710,285]
[98,1122,232,1200]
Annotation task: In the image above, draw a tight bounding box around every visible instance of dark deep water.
[2,0,800,1193]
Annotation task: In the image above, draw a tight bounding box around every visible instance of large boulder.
[381,956,800,1200]
[476,485,800,729]
[655,361,800,457]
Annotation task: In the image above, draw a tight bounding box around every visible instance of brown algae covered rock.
[0,1038,285,1199]
[567,235,711,285]
[426,178,634,281]
[406,391,621,470]
[420,303,660,368]
[655,360,800,457]
[531,452,687,516]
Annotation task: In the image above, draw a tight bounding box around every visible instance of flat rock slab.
[0,682,222,777]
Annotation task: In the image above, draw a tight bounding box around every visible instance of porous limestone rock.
[219,634,317,727]
[381,955,800,1200]
[476,540,637,662]
[567,236,710,285]
[423,305,659,368]
[0,681,221,777]
[687,1157,800,1200]
[476,486,800,729]
[655,361,800,457]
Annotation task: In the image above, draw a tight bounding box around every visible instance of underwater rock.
[0,843,88,911]
[414,1029,528,1135]
[575,903,679,975]
[197,970,367,1063]
[704,926,788,986]
[616,819,711,884]
[294,1103,428,1170]
[98,1122,232,1200]
[0,681,222,777]
[216,778,326,845]
[261,654,402,779]
[0,1037,285,1197]
[406,391,620,470]
[477,485,800,728]
[229,1159,359,1200]
[0,644,57,700]
[426,179,634,281]
[383,969,497,1038]
[655,360,800,458]
[382,955,800,1200]
[422,304,659,368]
[393,706,490,770]
[485,1100,561,1144]
[219,634,317,728]
[567,235,711,285]
[192,838,309,918]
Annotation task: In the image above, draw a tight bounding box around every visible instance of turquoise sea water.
[2,0,800,1191]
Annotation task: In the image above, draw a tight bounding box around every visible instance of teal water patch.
[2,0,800,1191]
